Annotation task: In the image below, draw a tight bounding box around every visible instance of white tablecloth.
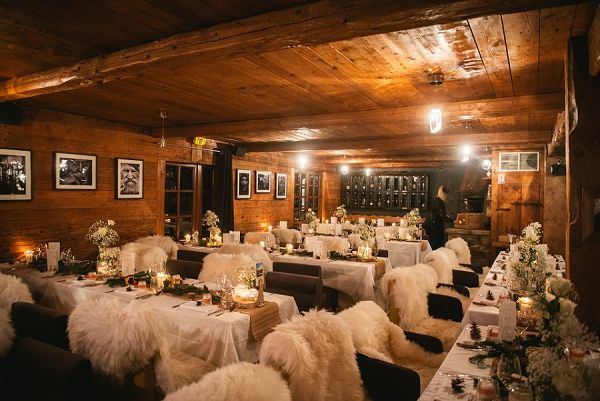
[178,244,221,254]
[379,239,431,268]
[7,268,299,367]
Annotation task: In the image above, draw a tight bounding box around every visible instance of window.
[164,163,214,240]
[499,152,539,172]
[294,171,321,221]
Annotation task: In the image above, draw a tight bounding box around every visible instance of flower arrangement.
[334,204,347,222]
[522,221,543,245]
[527,277,600,400]
[98,247,121,265]
[305,208,318,229]
[86,220,119,248]
[202,210,220,228]
[353,222,375,242]
[406,208,421,236]
[237,262,257,288]
[506,238,549,296]
[191,231,200,246]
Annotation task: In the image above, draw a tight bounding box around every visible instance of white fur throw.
[445,237,471,265]
[218,243,273,272]
[423,249,454,284]
[438,247,459,269]
[260,309,365,401]
[136,235,179,259]
[271,228,302,245]
[121,242,168,272]
[347,233,375,249]
[305,235,350,254]
[338,301,444,391]
[0,307,15,358]
[0,272,33,310]
[200,253,256,284]
[164,362,291,401]
[243,232,277,249]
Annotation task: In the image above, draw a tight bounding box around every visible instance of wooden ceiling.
[1,0,597,166]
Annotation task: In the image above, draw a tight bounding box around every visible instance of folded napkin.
[65,278,101,287]
[474,297,499,306]
[40,271,56,278]
[114,286,151,298]
[178,302,220,315]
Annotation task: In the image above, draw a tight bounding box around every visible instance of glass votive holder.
[202,292,212,305]
[508,382,532,401]
[188,292,198,301]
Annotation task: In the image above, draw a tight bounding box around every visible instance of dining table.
[4,266,299,368]
[379,239,432,268]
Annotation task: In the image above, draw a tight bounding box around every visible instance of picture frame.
[0,148,32,201]
[255,170,271,193]
[275,173,287,199]
[54,152,96,190]
[582,188,600,242]
[236,169,251,199]
[116,158,144,199]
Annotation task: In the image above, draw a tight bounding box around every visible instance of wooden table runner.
[237,301,281,342]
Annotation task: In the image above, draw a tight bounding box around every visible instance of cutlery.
[171,302,186,308]
[212,311,226,317]
[105,289,116,293]
[439,371,487,380]
[56,279,67,282]
[207,308,222,316]
[136,294,153,300]
[472,301,498,308]
[456,342,482,350]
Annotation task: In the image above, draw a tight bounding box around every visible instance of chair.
[135,235,179,259]
[265,271,322,312]
[273,261,338,311]
[445,237,471,265]
[377,249,389,258]
[0,273,33,357]
[243,232,277,249]
[163,362,291,401]
[121,242,168,272]
[427,293,464,322]
[357,353,420,401]
[177,249,210,263]
[452,269,480,288]
[201,253,256,283]
[218,243,273,271]
[423,248,453,283]
[11,302,69,350]
[260,309,365,401]
[271,228,302,247]
[166,259,202,279]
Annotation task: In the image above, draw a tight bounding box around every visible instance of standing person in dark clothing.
[430,185,452,249]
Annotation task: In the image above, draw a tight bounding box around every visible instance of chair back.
[11,302,69,350]
[356,352,420,401]
[377,249,389,258]
[452,269,479,288]
[166,259,202,279]
[265,271,322,312]
[427,293,463,322]
[273,261,322,278]
[0,273,33,310]
[177,249,210,263]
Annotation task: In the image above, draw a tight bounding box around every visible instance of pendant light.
[428,71,444,134]
[340,154,349,175]
[158,109,167,148]
[461,123,471,162]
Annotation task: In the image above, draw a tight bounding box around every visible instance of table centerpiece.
[85,219,120,276]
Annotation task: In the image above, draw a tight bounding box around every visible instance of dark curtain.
[214,144,234,232]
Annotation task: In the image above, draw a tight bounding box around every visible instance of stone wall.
[446,228,492,267]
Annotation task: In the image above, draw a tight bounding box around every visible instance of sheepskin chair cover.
[271,228,302,245]
[259,309,365,401]
[243,232,277,249]
[423,249,454,284]
[381,265,459,351]
[338,301,444,391]
[0,307,15,358]
[0,272,34,310]
[445,237,471,265]
[347,233,375,249]
[135,235,179,259]
[218,243,273,272]
[305,236,350,254]
[436,286,472,313]
[438,247,459,269]
[200,253,256,283]
[121,242,168,272]
[163,362,291,401]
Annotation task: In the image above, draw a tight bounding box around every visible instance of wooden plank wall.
[0,108,213,261]
[544,155,566,256]
[322,170,341,221]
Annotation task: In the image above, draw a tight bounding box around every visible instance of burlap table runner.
[373,259,386,281]
[237,301,281,342]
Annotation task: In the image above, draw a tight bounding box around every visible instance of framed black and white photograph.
[255,170,271,193]
[54,152,96,190]
[236,169,251,199]
[275,173,287,199]
[116,158,143,199]
[0,148,31,201]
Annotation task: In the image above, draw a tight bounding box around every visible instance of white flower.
[552,361,585,399]
[107,220,115,226]
[549,277,573,298]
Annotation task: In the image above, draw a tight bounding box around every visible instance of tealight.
[286,243,294,253]
[259,241,266,249]
[24,250,34,264]
[184,233,191,244]
[267,225,273,232]
[325,219,329,224]
[156,272,170,290]
[392,223,396,227]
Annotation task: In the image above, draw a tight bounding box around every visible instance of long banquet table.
[5,267,299,367]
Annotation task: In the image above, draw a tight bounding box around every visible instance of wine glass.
[497,353,522,390]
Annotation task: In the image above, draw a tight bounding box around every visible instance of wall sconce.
[297,155,308,169]
[340,164,349,175]
[482,159,492,171]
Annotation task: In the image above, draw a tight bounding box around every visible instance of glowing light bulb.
[365,168,371,176]
[340,164,349,175]
[298,155,308,169]
[461,145,471,162]
[429,108,442,134]
[482,159,492,171]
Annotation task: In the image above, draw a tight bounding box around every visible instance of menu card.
[47,242,60,272]
[278,221,288,229]
[498,300,517,342]
[230,231,241,244]
[121,252,136,276]
[222,233,234,245]
[331,216,338,224]
[377,218,385,227]
[312,241,327,260]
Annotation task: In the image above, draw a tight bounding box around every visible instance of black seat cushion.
[428,293,463,322]
[437,283,471,298]
[265,271,322,312]
[404,330,444,354]
[460,263,483,274]
[452,269,479,288]
[166,259,202,279]
[377,249,389,258]
[11,302,69,350]
[177,249,210,263]
[356,352,420,401]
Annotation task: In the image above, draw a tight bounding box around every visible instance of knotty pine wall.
[0,108,213,261]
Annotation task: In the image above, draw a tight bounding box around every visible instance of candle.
[325,219,329,224]
[24,250,34,264]
[518,297,532,314]
[286,243,294,253]
[184,233,191,244]
[391,222,396,227]
[267,225,273,232]
[156,272,170,290]
[259,241,266,249]
[384,233,391,240]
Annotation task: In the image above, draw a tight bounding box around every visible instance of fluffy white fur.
[445,237,471,265]
[347,233,375,249]
[135,235,179,259]
[121,242,168,272]
[243,232,277,248]
[68,297,214,392]
[423,249,454,284]
[338,301,445,391]
[218,243,273,272]
[260,309,365,401]
[381,265,460,351]
[0,307,15,358]
[271,228,302,245]
[438,247,459,268]
[0,272,33,310]
[200,253,257,283]
[164,362,291,401]
[305,236,350,254]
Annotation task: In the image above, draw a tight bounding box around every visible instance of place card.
[358,217,365,224]
[331,216,338,224]
[278,221,287,229]
[222,233,235,245]
[121,252,136,276]
[498,300,517,342]
[47,242,60,272]
[230,231,241,244]
[377,218,385,227]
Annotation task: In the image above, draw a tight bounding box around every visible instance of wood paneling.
[589,5,600,76]
[544,155,566,255]
[0,109,213,261]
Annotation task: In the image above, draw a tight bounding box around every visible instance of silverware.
[439,371,487,380]
[207,308,222,316]
[472,301,498,308]
[136,294,153,300]
[171,302,186,308]
[212,310,226,317]
[105,289,116,293]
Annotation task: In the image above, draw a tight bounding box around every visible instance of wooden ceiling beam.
[155,93,562,137]
[243,130,552,152]
[0,0,586,101]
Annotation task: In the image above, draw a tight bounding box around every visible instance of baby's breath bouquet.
[353,222,375,242]
[305,208,318,229]
[506,238,549,296]
[406,208,421,236]
[202,210,220,228]
[237,262,257,288]
[334,204,347,222]
[522,221,543,245]
[86,220,119,248]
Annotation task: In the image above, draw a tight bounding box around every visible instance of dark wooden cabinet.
[294,171,321,221]
[341,173,428,212]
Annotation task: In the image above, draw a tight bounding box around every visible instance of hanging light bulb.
[297,155,308,169]
[158,109,167,149]
[340,164,349,175]
[429,108,442,134]
[365,168,371,176]
[482,159,492,171]
[461,145,471,162]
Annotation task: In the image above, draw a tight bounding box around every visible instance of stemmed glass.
[497,353,522,391]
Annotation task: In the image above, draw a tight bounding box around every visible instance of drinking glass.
[497,353,522,390]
